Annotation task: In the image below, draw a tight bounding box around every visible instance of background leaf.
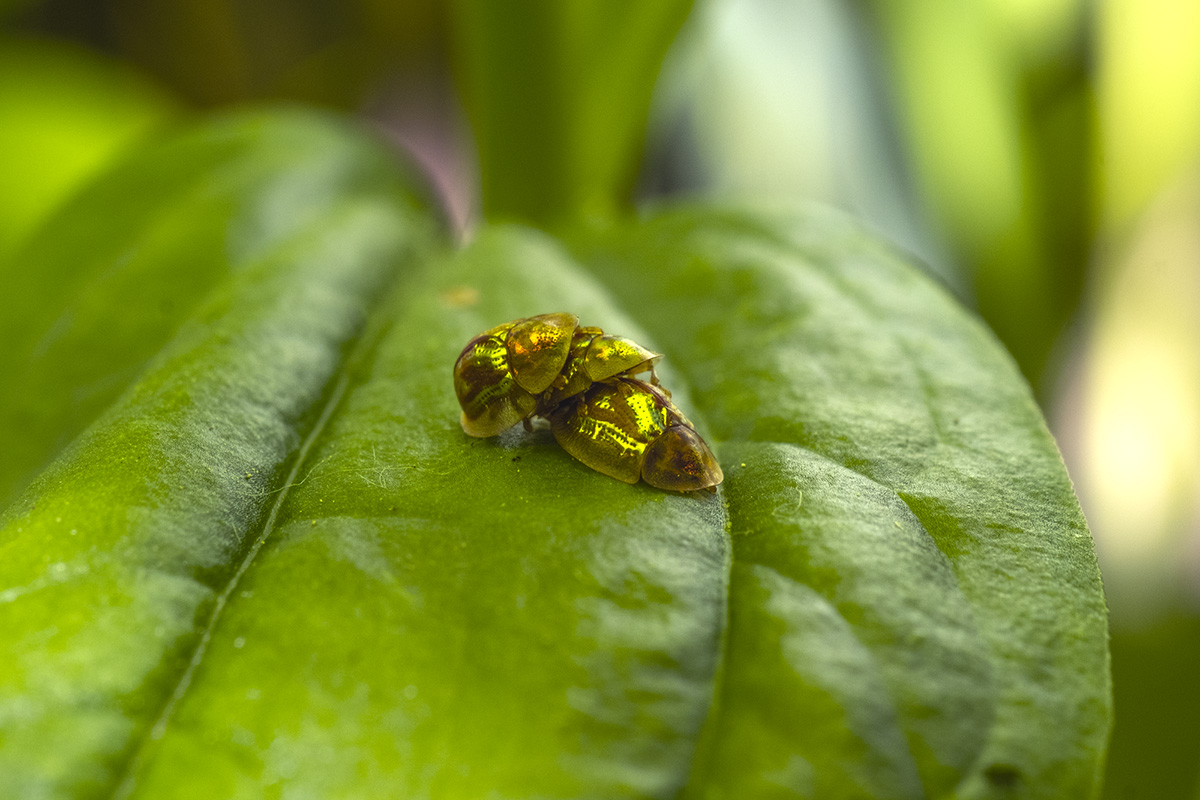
[863,0,1091,393]
[450,0,693,224]
[0,36,175,259]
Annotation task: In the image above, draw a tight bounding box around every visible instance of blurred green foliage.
[24,0,447,108]
[450,0,692,224]
[0,38,173,258]
[1105,613,1200,800]
[4,0,1199,796]
[857,0,1091,396]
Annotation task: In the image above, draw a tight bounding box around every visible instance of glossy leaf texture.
[0,112,1110,799]
[0,37,176,259]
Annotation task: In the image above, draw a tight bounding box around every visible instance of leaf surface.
[0,110,436,799]
[0,113,1110,799]
[571,204,1112,798]
[0,110,424,508]
[123,227,729,799]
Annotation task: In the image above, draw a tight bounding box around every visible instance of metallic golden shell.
[453,325,537,437]
[582,335,660,382]
[536,330,661,413]
[550,378,667,483]
[642,424,724,492]
[550,378,723,491]
[507,312,577,394]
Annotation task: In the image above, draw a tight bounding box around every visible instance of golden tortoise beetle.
[548,376,724,492]
[452,313,723,492]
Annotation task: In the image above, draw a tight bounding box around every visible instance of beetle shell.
[549,377,723,492]
[453,312,577,437]
[536,328,661,413]
[506,313,578,393]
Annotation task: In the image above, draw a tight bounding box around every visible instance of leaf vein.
[107,370,353,800]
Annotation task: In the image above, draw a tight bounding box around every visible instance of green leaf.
[1,111,1109,798]
[0,110,439,798]
[570,205,1112,798]
[0,109,428,509]
[0,114,729,798]
[450,0,693,224]
[119,227,729,799]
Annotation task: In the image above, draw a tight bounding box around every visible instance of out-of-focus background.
[2,0,1198,795]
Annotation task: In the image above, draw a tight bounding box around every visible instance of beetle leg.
[522,417,534,433]
[653,369,672,398]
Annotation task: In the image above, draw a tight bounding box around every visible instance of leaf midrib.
[105,366,353,799]
[92,195,424,799]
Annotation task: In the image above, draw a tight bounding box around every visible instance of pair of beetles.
[453,313,723,492]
